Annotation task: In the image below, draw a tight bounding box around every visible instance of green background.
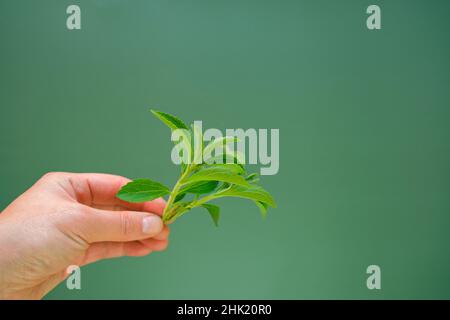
[1,0,449,299]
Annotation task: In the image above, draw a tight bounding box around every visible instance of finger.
[139,238,169,251]
[90,198,166,216]
[81,241,153,266]
[65,173,166,215]
[76,207,164,243]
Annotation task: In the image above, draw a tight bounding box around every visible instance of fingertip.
[140,238,169,251]
[134,247,153,257]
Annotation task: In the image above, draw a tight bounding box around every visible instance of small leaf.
[254,201,268,218]
[150,110,189,130]
[117,179,170,203]
[209,164,245,175]
[174,192,186,202]
[245,173,259,183]
[179,180,219,195]
[152,109,192,168]
[214,184,276,207]
[183,166,250,187]
[201,204,220,227]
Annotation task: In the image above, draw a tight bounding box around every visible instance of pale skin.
[0,172,169,300]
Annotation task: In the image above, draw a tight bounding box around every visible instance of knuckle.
[41,171,65,181]
[119,211,133,236]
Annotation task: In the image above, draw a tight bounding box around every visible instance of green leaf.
[183,166,250,187]
[116,179,170,203]
[201,204,220,227]
[210,164,245,175]
[152,109,192,168]
[245,173,259,183]
[179,180,219,195]
[150,110,189,130]
[214,184,276,207]
[254,201,268,218]
[174,192,186,202]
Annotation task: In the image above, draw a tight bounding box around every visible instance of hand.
[0,172,169,300]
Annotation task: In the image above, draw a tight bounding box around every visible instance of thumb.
[75,207,164,243]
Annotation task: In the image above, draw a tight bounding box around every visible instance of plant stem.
[189,195,214,208]
[162,166,192,222]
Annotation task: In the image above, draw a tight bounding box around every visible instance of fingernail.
[142,216,163,235]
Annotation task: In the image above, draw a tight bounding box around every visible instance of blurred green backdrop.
[1,0,449,299]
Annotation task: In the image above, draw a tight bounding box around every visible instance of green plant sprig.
[116,110,276,226]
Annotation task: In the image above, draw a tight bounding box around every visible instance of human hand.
[0,172,169,300]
